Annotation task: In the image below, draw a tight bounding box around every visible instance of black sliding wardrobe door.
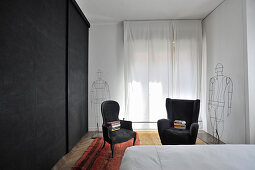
[68,0,89,151]
[0,0,89,169]
[0,0,67,169]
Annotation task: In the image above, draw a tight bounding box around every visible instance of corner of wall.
[241,0,250,144]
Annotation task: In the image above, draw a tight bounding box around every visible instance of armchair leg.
[102,140,106,149]
[133,134,136,146]
[111,144,114,158]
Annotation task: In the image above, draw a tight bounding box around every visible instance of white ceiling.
[76,0,224,24]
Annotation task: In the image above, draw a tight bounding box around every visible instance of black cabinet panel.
[68,0,89,150]
[0,0,89,169]
[0,0,68,169]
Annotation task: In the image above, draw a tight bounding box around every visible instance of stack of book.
[107,121,121,131]
[174,120,186,129]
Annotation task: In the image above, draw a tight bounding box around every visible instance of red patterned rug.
[73,135,140,170]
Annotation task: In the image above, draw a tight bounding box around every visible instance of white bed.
[120,145,255,170]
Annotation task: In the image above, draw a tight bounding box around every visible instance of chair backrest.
[166,98,200,129]
[101,100,120,125]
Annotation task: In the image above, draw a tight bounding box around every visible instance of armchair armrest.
[102,124,111,140]
[120,120,133,130]
[157,119,173,133]
[189,123,199,144]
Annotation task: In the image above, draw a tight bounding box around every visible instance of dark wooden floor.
[197,130,224,144]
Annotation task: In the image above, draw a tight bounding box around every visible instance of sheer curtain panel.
[172,20,202,99]
[124,20,202,129]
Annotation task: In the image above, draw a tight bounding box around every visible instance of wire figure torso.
[90,70,110,132]
[208,63,233,143]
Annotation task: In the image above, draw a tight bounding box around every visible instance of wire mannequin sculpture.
[90,69,110,138]
[208,63,233,143]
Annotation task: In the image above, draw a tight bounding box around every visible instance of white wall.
[78,0,254,136]
[246,0,255,144]
[88,23,125,131]
[203,0,247,143]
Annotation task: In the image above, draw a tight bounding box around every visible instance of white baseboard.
[88,127,102,131]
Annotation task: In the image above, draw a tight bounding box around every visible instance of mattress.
[120,145,255,170]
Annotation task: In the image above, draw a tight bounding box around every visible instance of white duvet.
[120,145,255,170]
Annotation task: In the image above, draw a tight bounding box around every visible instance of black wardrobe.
[0,0,89,169]
[68,0,89,152]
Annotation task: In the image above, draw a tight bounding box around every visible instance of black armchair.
[101,100,136,157]
[157,98,200,145]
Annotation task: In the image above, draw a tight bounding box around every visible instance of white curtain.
[172,20,202,99]
[124,20,202,128]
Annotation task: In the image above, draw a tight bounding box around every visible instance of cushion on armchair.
[110,129,136,143]
[163,128,190,144]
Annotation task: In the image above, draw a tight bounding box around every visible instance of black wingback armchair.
[101,100,136,157]
[157,98,200,145]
